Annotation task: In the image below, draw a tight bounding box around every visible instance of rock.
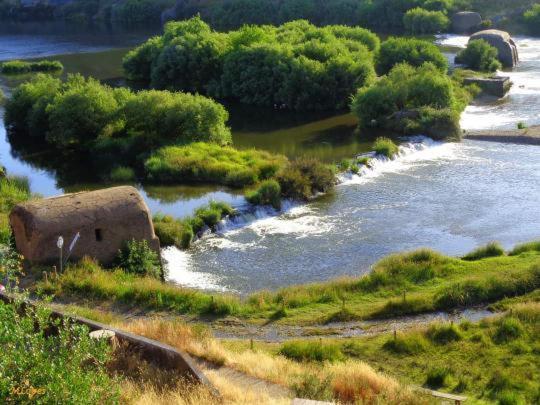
[464,76,512,98]
[469,30,519,68]
[452,11,482,33]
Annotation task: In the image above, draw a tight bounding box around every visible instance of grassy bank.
[36,242,540,325]
[1,59,63,75]
[223,301,540,404]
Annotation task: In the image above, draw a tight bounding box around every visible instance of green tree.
[403,7,449,34]
[376,37,448,75]
[46,75,120,147]
[524,4,540,35]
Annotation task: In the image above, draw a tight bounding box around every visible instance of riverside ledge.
[464,125,540,146]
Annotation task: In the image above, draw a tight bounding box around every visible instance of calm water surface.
[1,28,539,293]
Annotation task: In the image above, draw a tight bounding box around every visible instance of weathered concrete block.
[464,76,512,97]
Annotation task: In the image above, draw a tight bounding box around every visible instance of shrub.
[524,5,540,35]
[425,367,451,388]
[153,214,194,249]
[110,166,135,182]
[455,40,502,72]
[382,333,428,355]
[1,59,63,74]
[376,37,448,75]
[0,175,31,213]
[517,122,527,130]
[279,341,344,363]
[373,137,398,158]
[245,179,282,209]
[509,240,540,256]
[403,8,449,34]
[115,239,162,279]
[291,373,333,401]
[462,241,505,261]
[0,301,118,403]
[112,0,174,25]
[492,317,524,344]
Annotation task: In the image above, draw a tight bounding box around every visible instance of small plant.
[455,40,502,72]
[291,373,333,401]
[279,341,344,363]
[110,166,135,182]
[425,367,451,388]
[115,239,162,279]
[517,122,527,130]
[383,333,428,355]
[462,241,505,261]
[245,179,281,209]
[372,137,398,158]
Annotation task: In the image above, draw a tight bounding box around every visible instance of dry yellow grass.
[118,318,424,404]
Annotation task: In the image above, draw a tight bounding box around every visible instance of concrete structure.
[469,30,519,68]
[464,76,512,98]
[452,11,482,33]
[9,186,159,265]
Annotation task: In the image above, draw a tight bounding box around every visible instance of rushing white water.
[171,137,540,293]
[437,34,540,130]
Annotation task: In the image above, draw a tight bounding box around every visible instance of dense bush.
[462,241,505,261]
[5,74,231,152]
[524,4,540,35]
[279,341,344,362]
[455,39,502,72]
[403,7,449,34]
[115,239,162,279]
[110,166,135,182]
[351,62,462,139]
[0,301,118,403]
[376,37,448,75]
[124,17,377,110]
[145,143,286,187]
[1,59,63,74]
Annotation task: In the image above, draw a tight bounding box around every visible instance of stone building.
[9,186,160,265]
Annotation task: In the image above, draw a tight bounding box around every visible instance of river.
[1,26,539,294]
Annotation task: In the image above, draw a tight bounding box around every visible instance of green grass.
[37,241,540,326]
[372,137,399,158]
[510,240,540,256]
[0,174,31,243]
[145,142,287,188]
[1,59,63,74]
[224,301,540,404]
[279,341,344,363]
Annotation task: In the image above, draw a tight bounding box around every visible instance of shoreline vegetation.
[2,0,539,37]
[0,59,63,75]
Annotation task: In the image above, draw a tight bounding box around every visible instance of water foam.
[162,246,229,292]
[338,136,458,185]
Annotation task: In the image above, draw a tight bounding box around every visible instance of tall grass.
[510,240,540,256]
[145,143,287,188]
[373,137,399,158]
[462,241,505,261]
[1,59,63,74]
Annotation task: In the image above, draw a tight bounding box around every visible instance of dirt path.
[211,307,494,342]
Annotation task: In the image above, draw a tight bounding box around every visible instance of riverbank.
[465,125,540,145]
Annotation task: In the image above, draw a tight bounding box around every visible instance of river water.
[1,27,539,293]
